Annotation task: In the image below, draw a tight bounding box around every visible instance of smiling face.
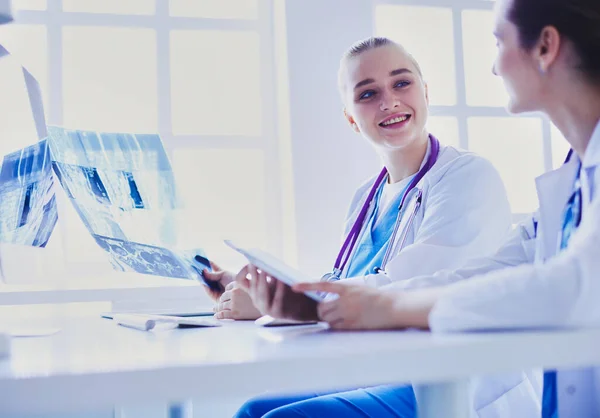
[340,44,430,151]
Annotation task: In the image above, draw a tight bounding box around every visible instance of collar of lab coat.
[534,119,600,256]
[535,149,580,257]
[419,135,432,171]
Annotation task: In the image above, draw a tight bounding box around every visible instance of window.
[169,29,262,136]
[374,0,559,217]
[13,0,47,11]
[62,26,158,132]
[0,23,48,110]
[468,117,544,213]
[462,9,509,107]
[169,0,258,20]
[376,5,457,106]
[427,116,460,148]
[62,0,155,15]
[1,0,291,277]
[172,149,269,268]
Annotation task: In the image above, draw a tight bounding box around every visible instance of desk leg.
[168,401,193,418]
[414,380,470,418]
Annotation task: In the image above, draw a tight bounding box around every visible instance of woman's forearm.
[391,288,444,329]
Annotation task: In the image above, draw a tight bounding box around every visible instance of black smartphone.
[193,254,224,293]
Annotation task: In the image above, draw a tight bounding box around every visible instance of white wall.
[284,0,380,276]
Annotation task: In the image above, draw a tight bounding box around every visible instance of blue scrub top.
[345,176,413,278]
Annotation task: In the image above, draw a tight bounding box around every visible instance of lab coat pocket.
[476,374,540,418]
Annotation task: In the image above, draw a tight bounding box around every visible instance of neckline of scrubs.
[344,174,415,277]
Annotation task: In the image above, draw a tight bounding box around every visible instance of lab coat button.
[566,385,576,395]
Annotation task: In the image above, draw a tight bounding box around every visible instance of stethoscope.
[322,134,440,281]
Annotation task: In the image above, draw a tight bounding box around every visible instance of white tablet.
[224,240,327,302]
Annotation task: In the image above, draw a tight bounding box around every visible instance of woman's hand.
[201,262,235,301]
[293,282,435,330]
[235,264,319,322]
[214,281,262,320]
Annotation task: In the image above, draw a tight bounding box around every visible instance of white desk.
[0,273,205,306]
[2,313,600,418]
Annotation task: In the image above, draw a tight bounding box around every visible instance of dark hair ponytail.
[509,0,600,83]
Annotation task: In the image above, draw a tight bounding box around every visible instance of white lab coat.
[342,143,542,417]
[391,120,600,417]
[341,143,513,283]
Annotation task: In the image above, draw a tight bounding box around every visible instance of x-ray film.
[48,126,206,280]
[92,235,198,279]
[0,140,57,247]
[0,44,58,248]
